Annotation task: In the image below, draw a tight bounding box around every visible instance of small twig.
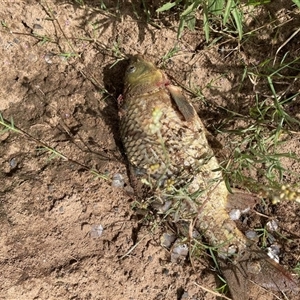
[273,28,300,66]
[118,235,148,260]
[41,1,77,55]
[0,113,108,181]
[249,279,289,300]
[194,281,232,300]
[253,210,272,219]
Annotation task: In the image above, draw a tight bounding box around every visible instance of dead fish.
[118,54,299,299]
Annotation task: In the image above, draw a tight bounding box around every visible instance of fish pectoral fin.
[166,85,195,122]
[219,248,299,300]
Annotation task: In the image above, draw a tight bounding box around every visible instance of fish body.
[119,55,298,298]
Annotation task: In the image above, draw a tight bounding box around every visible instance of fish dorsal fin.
[166,85,195,122]
[226,189,260,211]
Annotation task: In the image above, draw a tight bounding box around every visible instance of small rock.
[9,157,17,169]
[90,224,104,238]
[266,219,279,232]
[111,173,125,188]
[27,54,38,63]
[44,52,55,64]
[33,24,43,30]
[229,209,241,220]
[13,38,20,44]
[160,232,176,249]
[267,244,281,263]
[267,232,276,244]
[47,184,54,192]
[245,230,258,240]
[171,240,188,263]
[192,229,200,239]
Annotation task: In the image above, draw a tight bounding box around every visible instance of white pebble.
[267,244,281,263]
[245,230,258,240]
[241,207,250,214]
[266,220,279,232]
[160,233,176,249]
[173,244,188,256]
[111,173,125,188]
[192,229,200,239]
[229,209,241,221]
[90,224,104,238]
[171,241,189,263]
[44,52,54,64]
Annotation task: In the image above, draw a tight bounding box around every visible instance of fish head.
[124,55,167,95]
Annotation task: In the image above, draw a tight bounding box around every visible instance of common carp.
[118,54,298,299]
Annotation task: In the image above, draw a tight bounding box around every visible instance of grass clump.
[216,51,300,199]
[156,0,264,41]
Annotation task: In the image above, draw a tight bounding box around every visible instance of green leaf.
[203,2,210,42]
[177,18,185,38]
[231,4,243,40]
[181,2,195,17]
[247,0,271,5]
[292,0,300,8]
[223,0,233,25]
[209,0,225,15]
[186,15,196,31]
[156,2,176,12]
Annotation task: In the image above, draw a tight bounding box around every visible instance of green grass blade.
[292,0,300,9]
[203,2,210,42]
[181,2,195,17]
[223,0,233,25]
[186,15,196,30]
[177,18,185,38]
[231,3,243,40]
[247,0,271,5]
[156,2,176,12]
[208,0,225,15]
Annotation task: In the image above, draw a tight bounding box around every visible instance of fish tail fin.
[219,246,299,300]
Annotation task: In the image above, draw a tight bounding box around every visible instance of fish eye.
[127,65,136,73]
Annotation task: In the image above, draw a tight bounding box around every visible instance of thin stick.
[119,235,148,260]
[273,28,300,66]
[0,113,108,180]
[194,281,232,300]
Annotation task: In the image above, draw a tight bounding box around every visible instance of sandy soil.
[0,1,299,300]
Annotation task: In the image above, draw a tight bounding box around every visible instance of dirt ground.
[0,1,300,300]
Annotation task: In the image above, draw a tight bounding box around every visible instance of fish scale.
[118,54,298,299]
